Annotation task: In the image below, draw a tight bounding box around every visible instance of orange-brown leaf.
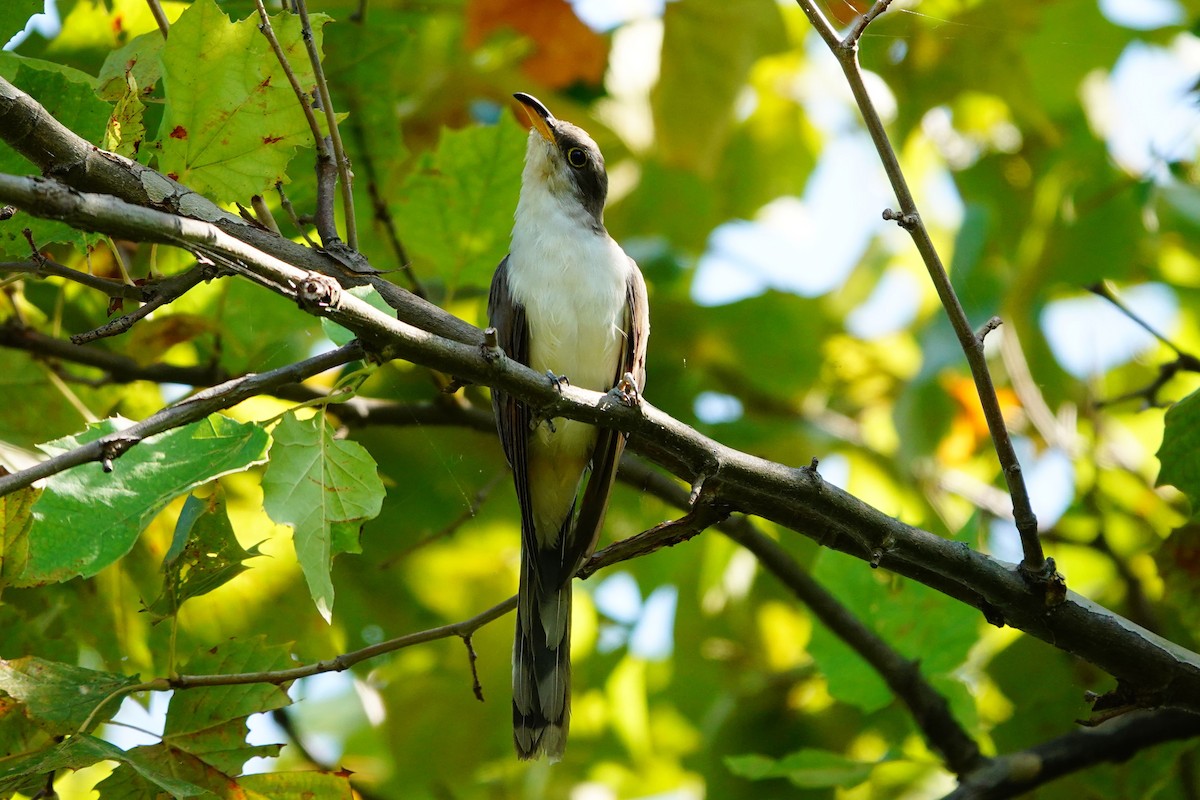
[465,0,608,88]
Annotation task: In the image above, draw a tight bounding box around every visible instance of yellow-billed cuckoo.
[489,93,649,761]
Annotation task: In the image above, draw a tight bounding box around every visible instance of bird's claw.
[606,372,642,408]
[546,370,569,392]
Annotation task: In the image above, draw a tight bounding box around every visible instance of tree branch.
[0,75,477,347]
[943,709,1200,800]
[0,322,227,385]
[0,259,145,300]
[2,169,1199,719]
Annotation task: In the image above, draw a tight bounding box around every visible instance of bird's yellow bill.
[514,93,556,144]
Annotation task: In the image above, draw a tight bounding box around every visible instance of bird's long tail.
[513,512,574,762]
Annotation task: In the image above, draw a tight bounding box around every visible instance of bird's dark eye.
[566,147,587,168]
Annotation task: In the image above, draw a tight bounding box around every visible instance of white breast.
[507,177,631,461]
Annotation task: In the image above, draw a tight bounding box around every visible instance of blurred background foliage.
[2,0,1200,797]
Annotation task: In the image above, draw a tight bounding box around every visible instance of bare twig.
[275,181,318,247]
[250,195,281,235]
[0,322,226,385]
[0,259,145,300]
[146,0,170,38]
[1088,281,1200,407]
[293,0,358,250]
[69,262,218,345]
[794,0,1048,583]
[846,0,894,48]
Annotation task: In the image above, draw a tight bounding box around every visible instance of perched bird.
[489,93,649,761]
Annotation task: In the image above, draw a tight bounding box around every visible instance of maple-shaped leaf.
[262,412,384,622]
[155,0,331,200]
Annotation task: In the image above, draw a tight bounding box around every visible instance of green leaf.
[726,749,880,789]
[262,412,384,621]
[162,636,291,771]
[239,771,355,799]
[0,657,137,735]
[1158,389,1200,515]
[396,118,527,296]
[653,0,787,175]
[0,53,109,255]
[0,734,207,798]
[21,415,270,586]
[96,30,165,102]
[0,1,42,44]
[144,488,262,621]
[323,285,392,346]
[0,484,38,591]
[155,0,328,200]
[807,550,979,713]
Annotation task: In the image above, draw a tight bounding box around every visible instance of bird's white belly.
[508,229,630,463]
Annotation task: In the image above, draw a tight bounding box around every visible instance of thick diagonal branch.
[2,172,1200,725]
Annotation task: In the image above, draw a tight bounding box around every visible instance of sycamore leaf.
[0,657,137,735]
[21,415,269,587]
[397,118,527,297]
[262,413,384,622]
[145,488,262,621]
[95,634,294,800]
[155,0,329,200]
[0,734,206,798]
[97,30,165,101]
[1158,388,1200,516]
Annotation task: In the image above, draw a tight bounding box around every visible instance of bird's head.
[513,92,608,230]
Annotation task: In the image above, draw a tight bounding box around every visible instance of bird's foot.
[606,372,642,408]
[546,370,569,392]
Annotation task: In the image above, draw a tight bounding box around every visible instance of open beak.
[513,92,557,144]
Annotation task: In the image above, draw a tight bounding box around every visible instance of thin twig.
[69,262,217,345]
[347,108,424,297]
[0,260,146,300]
[294,0,358,250]
[846,0,894,48]
[250,195,281,235]
[0,322,226,386]
[794,0,1048,582]
[253,0,326,157]
[146,0,170,38]
[942,709,1200,799]
[275,181,318,246]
